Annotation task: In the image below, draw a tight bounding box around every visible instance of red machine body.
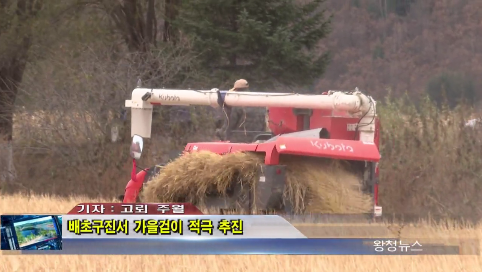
[124,105,381,208]
[268,107,380,144]
[122,88,382,216]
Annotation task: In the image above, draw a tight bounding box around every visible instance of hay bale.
[141,151,259,204]
[282,155,373,214]
[141,151,372,214]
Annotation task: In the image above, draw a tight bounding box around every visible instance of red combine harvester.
[121,86,382,217]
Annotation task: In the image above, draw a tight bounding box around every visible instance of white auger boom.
[125,87,377,143]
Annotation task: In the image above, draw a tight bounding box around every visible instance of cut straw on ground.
[142,151,373,214]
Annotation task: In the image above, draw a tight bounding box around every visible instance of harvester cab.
[121,86,382,217]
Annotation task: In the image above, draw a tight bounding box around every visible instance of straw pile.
[141,151,373,214]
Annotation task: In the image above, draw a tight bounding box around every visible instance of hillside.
[317,0,482,101]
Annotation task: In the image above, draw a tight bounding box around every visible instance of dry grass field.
[1,193,481,272]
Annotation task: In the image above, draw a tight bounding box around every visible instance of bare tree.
[0,0,43,181]
[80,0,189,143]
[91,0,181,53]
[16,35,203,154]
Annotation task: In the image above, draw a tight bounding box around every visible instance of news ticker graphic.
[58,215,467,255]
[1,215,63,251]
[4,217,476,255]
[1,203,479,255]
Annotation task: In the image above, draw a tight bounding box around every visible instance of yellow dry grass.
[1,193,482,272]
[142,151,372,214]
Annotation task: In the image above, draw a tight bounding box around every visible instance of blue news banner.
[2,215,470,255]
